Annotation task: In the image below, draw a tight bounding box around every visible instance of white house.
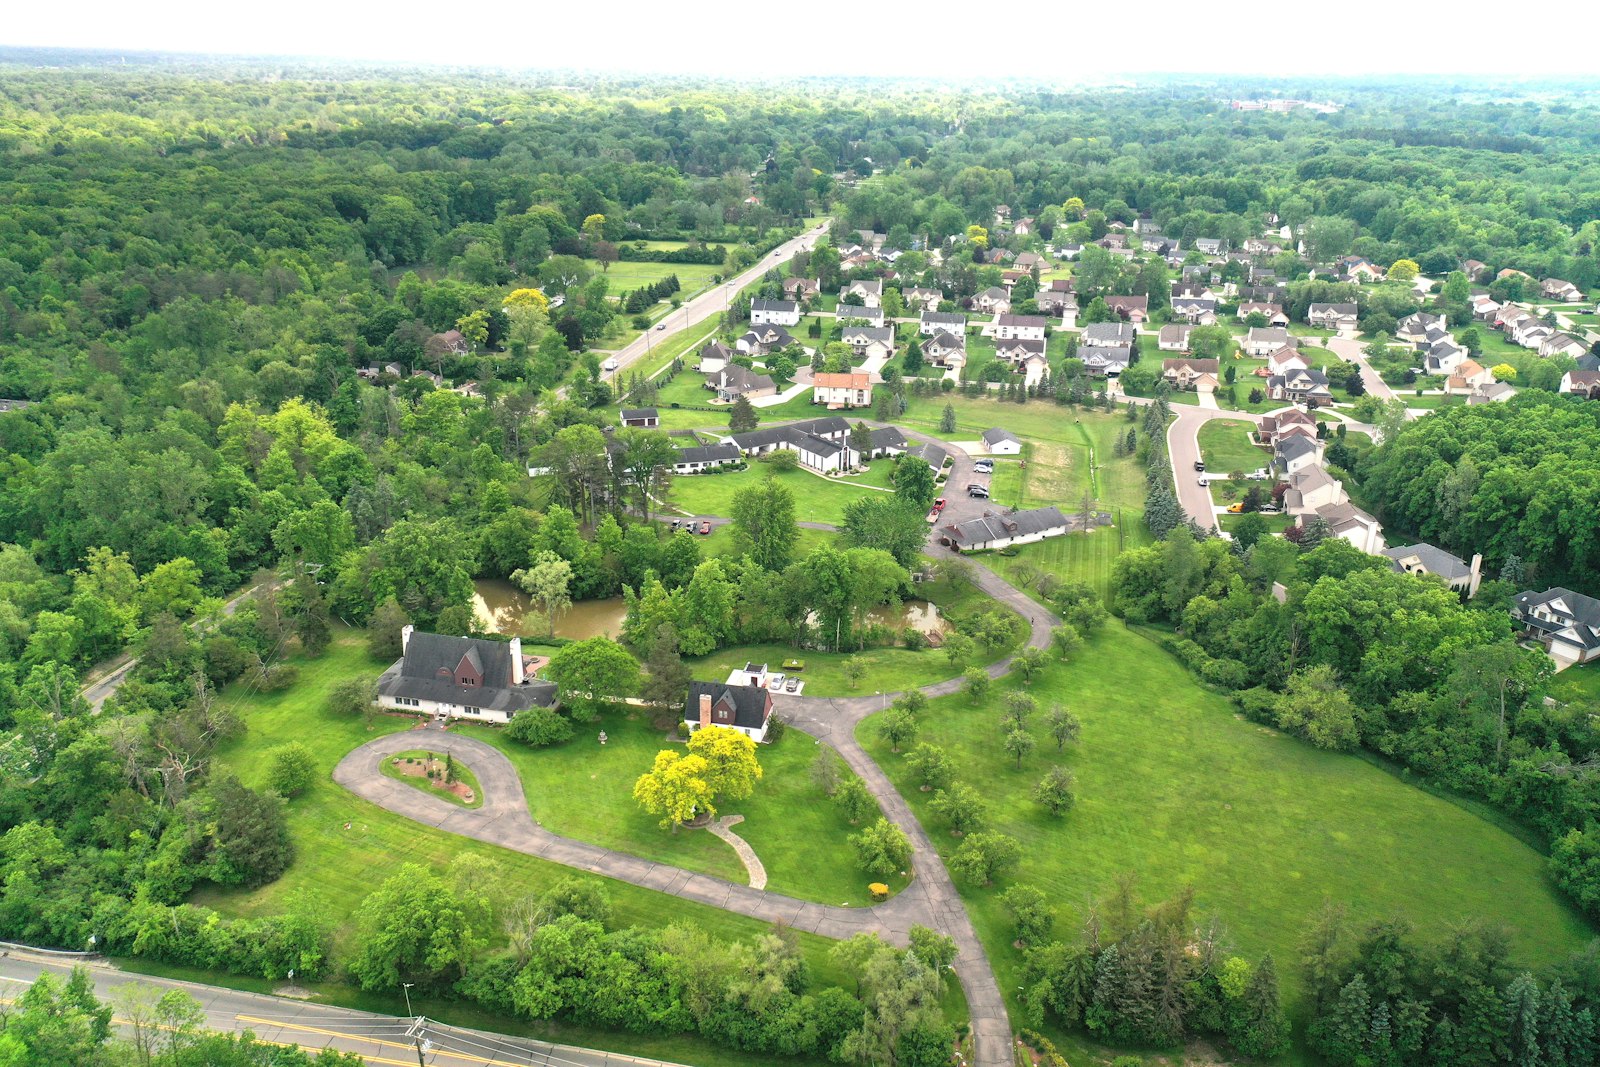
[813,372,874,409]
[982,428,1023,455]
[924,330,966,367]
[1307,303,1359,331]
[1080,322,1137,348]
[1080,346,1132,377]
[841,279,884,307]
[377,628,557,725]
[941,506,1069,551]
[1305,502,1386,555]
[1542,278,1585,302]
[905,287,943,311]
[1540,333,1589,360]
[1559,371,1600,397]
[1244,327,1292,356]
[750,298,801,327]
[1158,324,1194,352]
[986,314,1048,341]
[672,442,742,475]
[728,418,856,473]
[1281,464,1346,516]
[920,310,967,336]
[836,304,885,327]
[1268,368,1332,403]
[841,324,895,362]
[1274,435,1323,476]
[1513,588,1600,669]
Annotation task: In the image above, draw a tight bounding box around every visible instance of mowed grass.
[666,463,884,525]
[859,625,1595,1057]
[381,750,483,808]
[593,258,720,296]
[984,519,1153,605]
[1197,418,1268,475]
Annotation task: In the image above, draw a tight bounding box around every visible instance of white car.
[1197,476,1210,487]
[1247,468,1270,480]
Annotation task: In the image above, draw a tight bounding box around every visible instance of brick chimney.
[508,637,523,685]
[401,624,414,653]
[699,693,712,728]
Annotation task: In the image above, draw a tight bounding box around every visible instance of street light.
[402,982,415,1018]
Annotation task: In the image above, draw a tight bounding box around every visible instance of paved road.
[0,950,688,1067]
[1325,331,1396,402]
[1164,404,1265,532]
[603,221,831,381]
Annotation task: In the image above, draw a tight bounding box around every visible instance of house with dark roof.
[1274,434,1323,476]
[924,331,966,367]
[377,628,557,724]
[904,287,943,311]
[920,310,967,336]
[995,338,1047,366]
[982,428,1023,455]
[1560,371,1600,398]
[1158,324,1194,352]
[1193,237,1226,256]
[1514,588,1600,668]
[672,441,742,475]
[974,287,1012,315]
[750,298,800,327]
[736,324,796,356]
[1308,303,1359,331]
[905,440,949,472]
[708,363,777,402]
[620,407,659,428]
[866,425,908,459]
[1267,368,1332,404]
[685,680,774,743]
[1081,322,1137,348]
[841,324,895,362]
[1304,501,1385,554]
[1244,327,1293,356]
[1238,301,1290,326]
[1542,278,1584,302]
[1169,295,1217,325]
[698,340,736,372]
[836,304,885,326]
[1396,312,1447,346]
[783,277,821,300]
[940,506,1069,551]
[1080,345,1132,377]
[727,417,855,472]
[986,314,1048,341]
[1382,543,1482,596]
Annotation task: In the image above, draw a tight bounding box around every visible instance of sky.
[8,0,1600,80]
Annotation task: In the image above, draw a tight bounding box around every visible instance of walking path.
[707,815,766,890]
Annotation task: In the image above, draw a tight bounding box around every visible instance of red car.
[699,520,713,535]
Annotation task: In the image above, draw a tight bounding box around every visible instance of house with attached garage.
[836,304,885,327]
[1308,303,1360,331]
[736,324,796,356]
[1444,360,1495,395]
[1396,312,1447,346]
[378,628,557,724]
[1193,237,1226,256]
[672,441,742,475]
[974,287,1012,315]
[1559,370,1600,397]
[1274,434,1324,476]
[750,298,801,327]
[1268,367,1332,403]
[1237,302,1289,326]
[921,310,967,336]
[1244,327,1293,356]
[865,425,908,459]
[1540,333,1589,360]
[1082,321,1138,349]
[841,324,895,362]
[840,279,883,307]
[924,330,967,368]
[1306,501,1386,554]
[1104,295,1150,324]
[1281,464,1346,516]
[684,681,774,744]
[940,506,1069,552]
[1382,543,1483,597]
[1542,278,1584,302]
[1169,295,1218,325]
[1424,339,1470,376]
[986,313,1049,341]
[1035,280,1076,309]
[1470,293,1502,321]
[906,440,949,472]
[783,277,821,301]
[1080,345,1132,377]
[1514,588,1600,668]
[1467,381,1518,404]
[1159,324,1194,352]
[1014,251,1049,272]
[708,363,777,402]
[1163,358,1219,391]
[904,287,943,311]
[995,338,1047,367]
[1173,281,1219,302]
[982,427,1024,455]
[620,407,660,428]
[813,372,874,409]
[698,340,736,373]
[1261,346,1310,377]
[1257,408,1317,447]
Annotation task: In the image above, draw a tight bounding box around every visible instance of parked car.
[1197,476,1209,487]
[968,486,990,498]
[1259,506,1281,515]
[698,520,713,534]
[1226,503,1244,513]
[784,676,800,692]
[973,461,994,473]
[933,497,946,509]
[669,519,681,530]
[1247,468,1270,480]
[1193,460,1206,472]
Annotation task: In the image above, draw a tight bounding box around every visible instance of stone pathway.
[707,815,766,890]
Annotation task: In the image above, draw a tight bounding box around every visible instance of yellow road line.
[236,1013,534,1067]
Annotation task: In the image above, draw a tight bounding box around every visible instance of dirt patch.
[389,756,476,804]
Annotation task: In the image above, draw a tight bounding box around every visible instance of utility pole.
[405,1017,431,1067]
[401,982,415,1019]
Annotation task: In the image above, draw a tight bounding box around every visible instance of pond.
[472,579,627,640]
[811,599,945,636]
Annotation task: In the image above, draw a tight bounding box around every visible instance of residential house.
[1396,312,1447,346]
[1098,233,1129,251]
[1274,434,1324,476]
[1264,346,1310,376]
[982,428,1024,455]
[1461,260,1489,282]
[1469,293,1502,322]
[736,324,796,356]
[1306,501,1386,554]
[1194,237,1225,256]
[995,338,1047,367]
[906,440,949,472]
[684,681,774,744]
[1444,360,1495,396]
[1133,216,1161,234]
[1081,322,1137,348]
[1014,251,1049,272]
[1035,281,1077,313]
[1281,464,1347,516]
[359,361,405,380]
[1080,346,1133,377]
[1382,543,1483,597]
[1158,324,1194,352]
[1268,368,1332,403]
[1242,236,1284,257]
[783,277,821,301]
[1467,382,1518,404]
[986,313,1049,341]
[429,329,469,356]
[974,287,1012,315]
[1559,371,1600,397]
[941,506,1070,552]
[1243,285,1290,307]
[840,279,884,307]
[1104,295,1149,324]
[1169,296,1218,324]
[904,287,944,311]
[672,442,742,475]
[1014,218,1035,237]
[813,372,874,409]
[1308,303,1360,331]
[1540,333,1589,360]
[1258,408,1318,447]
[1057,243,1084,260]
[841,324,895,362]
[1424,340,1470,376]
[1173,281,1219,302]
[698,340,737,373]
[708,363,777,402]
[377,627,556,725]
[920,310,967,336]
[1238,302,1290,326]
[1339,257,1384,282]
[1542,278,1584,302]
[750,298,801,327]
[924,331,967,368]
[1162,358,1219,391]
[1244,327,1293,356]
[1513,588,1600,668]
[836,304,885,327]
[620,407,660,428]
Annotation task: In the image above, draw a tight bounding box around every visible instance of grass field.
[666,463,887,525]
[1197,418,1267,475]
[984,518,1154,606]
[592,259,720,297]
[859,623,1595,1061]
[1218,510,1295,535]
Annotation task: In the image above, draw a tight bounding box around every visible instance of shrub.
[266,742,317,798]
[868,882,890,901]
[504,708,576,746]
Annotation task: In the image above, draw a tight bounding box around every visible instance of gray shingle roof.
[1382,543,1471,580]
[944,506,1068,545]
[685,681,770,732]
[379,633,557,713]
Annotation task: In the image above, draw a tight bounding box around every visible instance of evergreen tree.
[1505,972,1542,1067]
[1144,484,1183,540]
[939,403,956,434]
[1228,954,1291,1059]
[1310,974,1372,1066]
[729,396,759,433]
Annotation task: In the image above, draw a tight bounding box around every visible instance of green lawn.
[1197,418,1267,476]
[1218,510,1295,535]
[984,518,1154,606]
[1404,393,1467,410]
[859,624,1595,1061]
[381,750,484,808]
[666,463,885,525]
[592,258,720,297]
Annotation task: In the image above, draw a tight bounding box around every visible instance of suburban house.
[905,287,943,311]
[1035,280,1076,312]
[698,340,736,373]
[672,441,742,475]
[1081,346,1133,377]
[708,364,777,402]
[836,304,886,326]
[924,331,967,367]
[974,287,1012,315]
[1497,267,1536,284]
[1461,260,1489,281]
[1081,322,1137,348]
[1470,294,1502,321]
[813,372,874,409]
[1274,434,1323,476]
[921,310,967,336]
[1104,295,1150,324]
[982,428,1023,455]
[1467,382,1518,404]
[906,440,949,473]
[1098,233,1129,251]
[841,324,895,362]
[1444,360,1495,395]
[736,324,796,356]
[1264,346,1310,376]
[359,361,405,380]
[841,279,884,307]
[1268,368,1333,403]
[1339,257,1384,282]
[1559,370,1600,397]
[1306,501,1386,554]
[377,627,557,724]
[1382,543,1483,597]
[1015,251,1049,272]
[1542,278,1584,302]
[1396,312,1447,346]
[986,313,1048,341]
[684,680,774,744]
[411,370,445,389]
[750,298,801,327]
[995,338,1047,367]
[1513,588,1600,669]
[1281,464,1346,515]
[620,407,660,428]
[1244,327,1293,356]
[1194,237,1225,256]
[941,506,1069,552]
[1057,243,1084,260]
[1308,303,1359,331]
[1174,281,1219,302]
[429,329,469,356]
[1169,296,1218,324]
[1258,408,1317,447]
[783,277,821,300]
[1158,324,1194,352]
[1424,340,1470,376]
[1162,358,1219,391]
[1243,284,1290,307]
[1540,333,1590,360]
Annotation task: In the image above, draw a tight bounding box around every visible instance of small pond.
[472,580,627,640]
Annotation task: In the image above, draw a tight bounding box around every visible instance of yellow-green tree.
[504,287,549,313]
[1388,259,1420,282]
[582,214,606,245]
[633,750,716,829]
[455,310,489,350]
[1062,197,1085,219]
[687,725,763,802]
[965,224,989,249]
[1491,363,1517,381]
